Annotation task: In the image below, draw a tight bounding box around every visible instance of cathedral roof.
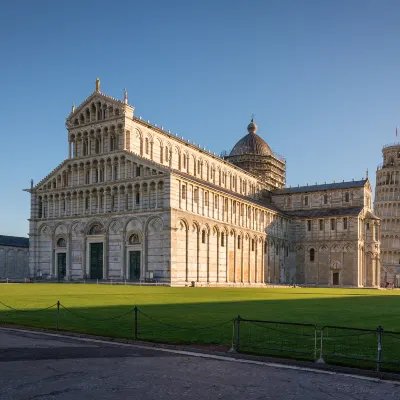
[272,179,368,194]
[0,235,29,248]
[229,119,273,157]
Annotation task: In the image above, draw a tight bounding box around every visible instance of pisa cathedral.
[26,80,381,287]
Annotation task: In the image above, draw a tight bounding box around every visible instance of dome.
[229,119,273,157]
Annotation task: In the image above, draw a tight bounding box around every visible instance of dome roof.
[229,119,273,157]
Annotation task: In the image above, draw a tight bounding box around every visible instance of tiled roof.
[285,207,363,219]
[0,235,29,248]
[272,180,367,195]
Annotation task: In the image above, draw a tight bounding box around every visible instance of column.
[68,141,71,159]
[97,194,100,214]
[89,194,93,215]
[82,237,87,278]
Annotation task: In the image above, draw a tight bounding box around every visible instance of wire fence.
[1,300,400,372]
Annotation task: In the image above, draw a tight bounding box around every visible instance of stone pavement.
[0,328,399,400]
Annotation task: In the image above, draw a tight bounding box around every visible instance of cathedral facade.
[26,81,380,287]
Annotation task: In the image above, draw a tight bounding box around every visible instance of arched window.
[129,233,141,244]
[135,192,140,205]
[237,235,241,249]
[304,195,309,206]
[221,232,225,247]
[324,194,328,205]
[345,192,349,202]
[145,138,149,154]
[310,248,315,262]
[165,146,169,162]
[110,136,115,151]
[251,239,255,251]
[57,238,66,248]
[88,224,104,235]
[264,242,268,253]
[202,230,206,244]
[96,138,100,154]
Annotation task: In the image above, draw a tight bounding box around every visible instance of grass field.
[1,284,400,369]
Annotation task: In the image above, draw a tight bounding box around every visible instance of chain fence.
[1,300,400,372]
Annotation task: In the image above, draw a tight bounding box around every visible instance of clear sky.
[1,0,400,237]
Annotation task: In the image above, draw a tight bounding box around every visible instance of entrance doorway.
[333,272,339,286]
[129,251,141,280]
[57,253,66,281]
[90,243,103,280]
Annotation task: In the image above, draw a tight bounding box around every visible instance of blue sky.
[1,0,400,237]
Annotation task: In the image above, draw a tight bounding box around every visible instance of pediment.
[65,91,127,128]
[33,150,169,193]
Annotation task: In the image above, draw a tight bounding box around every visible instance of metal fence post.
[377,325,383,372]
[56,301,60,330]
[236,315,241,353]
[317,328,325,363]
[229,317,237,353]
[133,306,138,340]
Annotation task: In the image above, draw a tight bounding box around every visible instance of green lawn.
[1,284,400,369]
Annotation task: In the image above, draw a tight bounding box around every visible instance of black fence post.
[56,301,60,330]
[134,306,138,340]
[377,325,383,372]
[236,315,241,353]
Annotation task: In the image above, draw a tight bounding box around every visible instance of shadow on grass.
[1,288,400,372]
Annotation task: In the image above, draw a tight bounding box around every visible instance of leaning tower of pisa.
[375,143,400,286]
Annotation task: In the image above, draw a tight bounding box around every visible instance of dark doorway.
[90,243,103,280]
[333,272,339,286]
[129,251,141,280]
[57,253,66,281]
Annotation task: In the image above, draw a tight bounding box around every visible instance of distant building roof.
[272,179,367,195]
[286,207,363,219]
[0,235,29,248]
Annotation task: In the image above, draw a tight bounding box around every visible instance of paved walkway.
[0,329,399,399]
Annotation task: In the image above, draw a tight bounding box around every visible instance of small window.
[343,217,348,230]
[286,246,289,257]
[237,235,241,249]
[264,242,268,253]
[182,185,186,199]
[221,232,225,247]
[136,166,141,177]
[310,248,315,262]
[304,195,309,206]
[324,194,328,205]
[276,245,279,255]
[307,220,311,231]
[251,239,255,251]
[331,219,335,230]
[319,219,324,231]
[366,222,370,230]
[214,195,218,208]
[85,197,89,209]
[194,188,199,203]
[202,230,206,244]
[145,138,149,154]
[205,191,209,206]
[165,146,169,162]
[135,192,140,205]
[345,192,349,202]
